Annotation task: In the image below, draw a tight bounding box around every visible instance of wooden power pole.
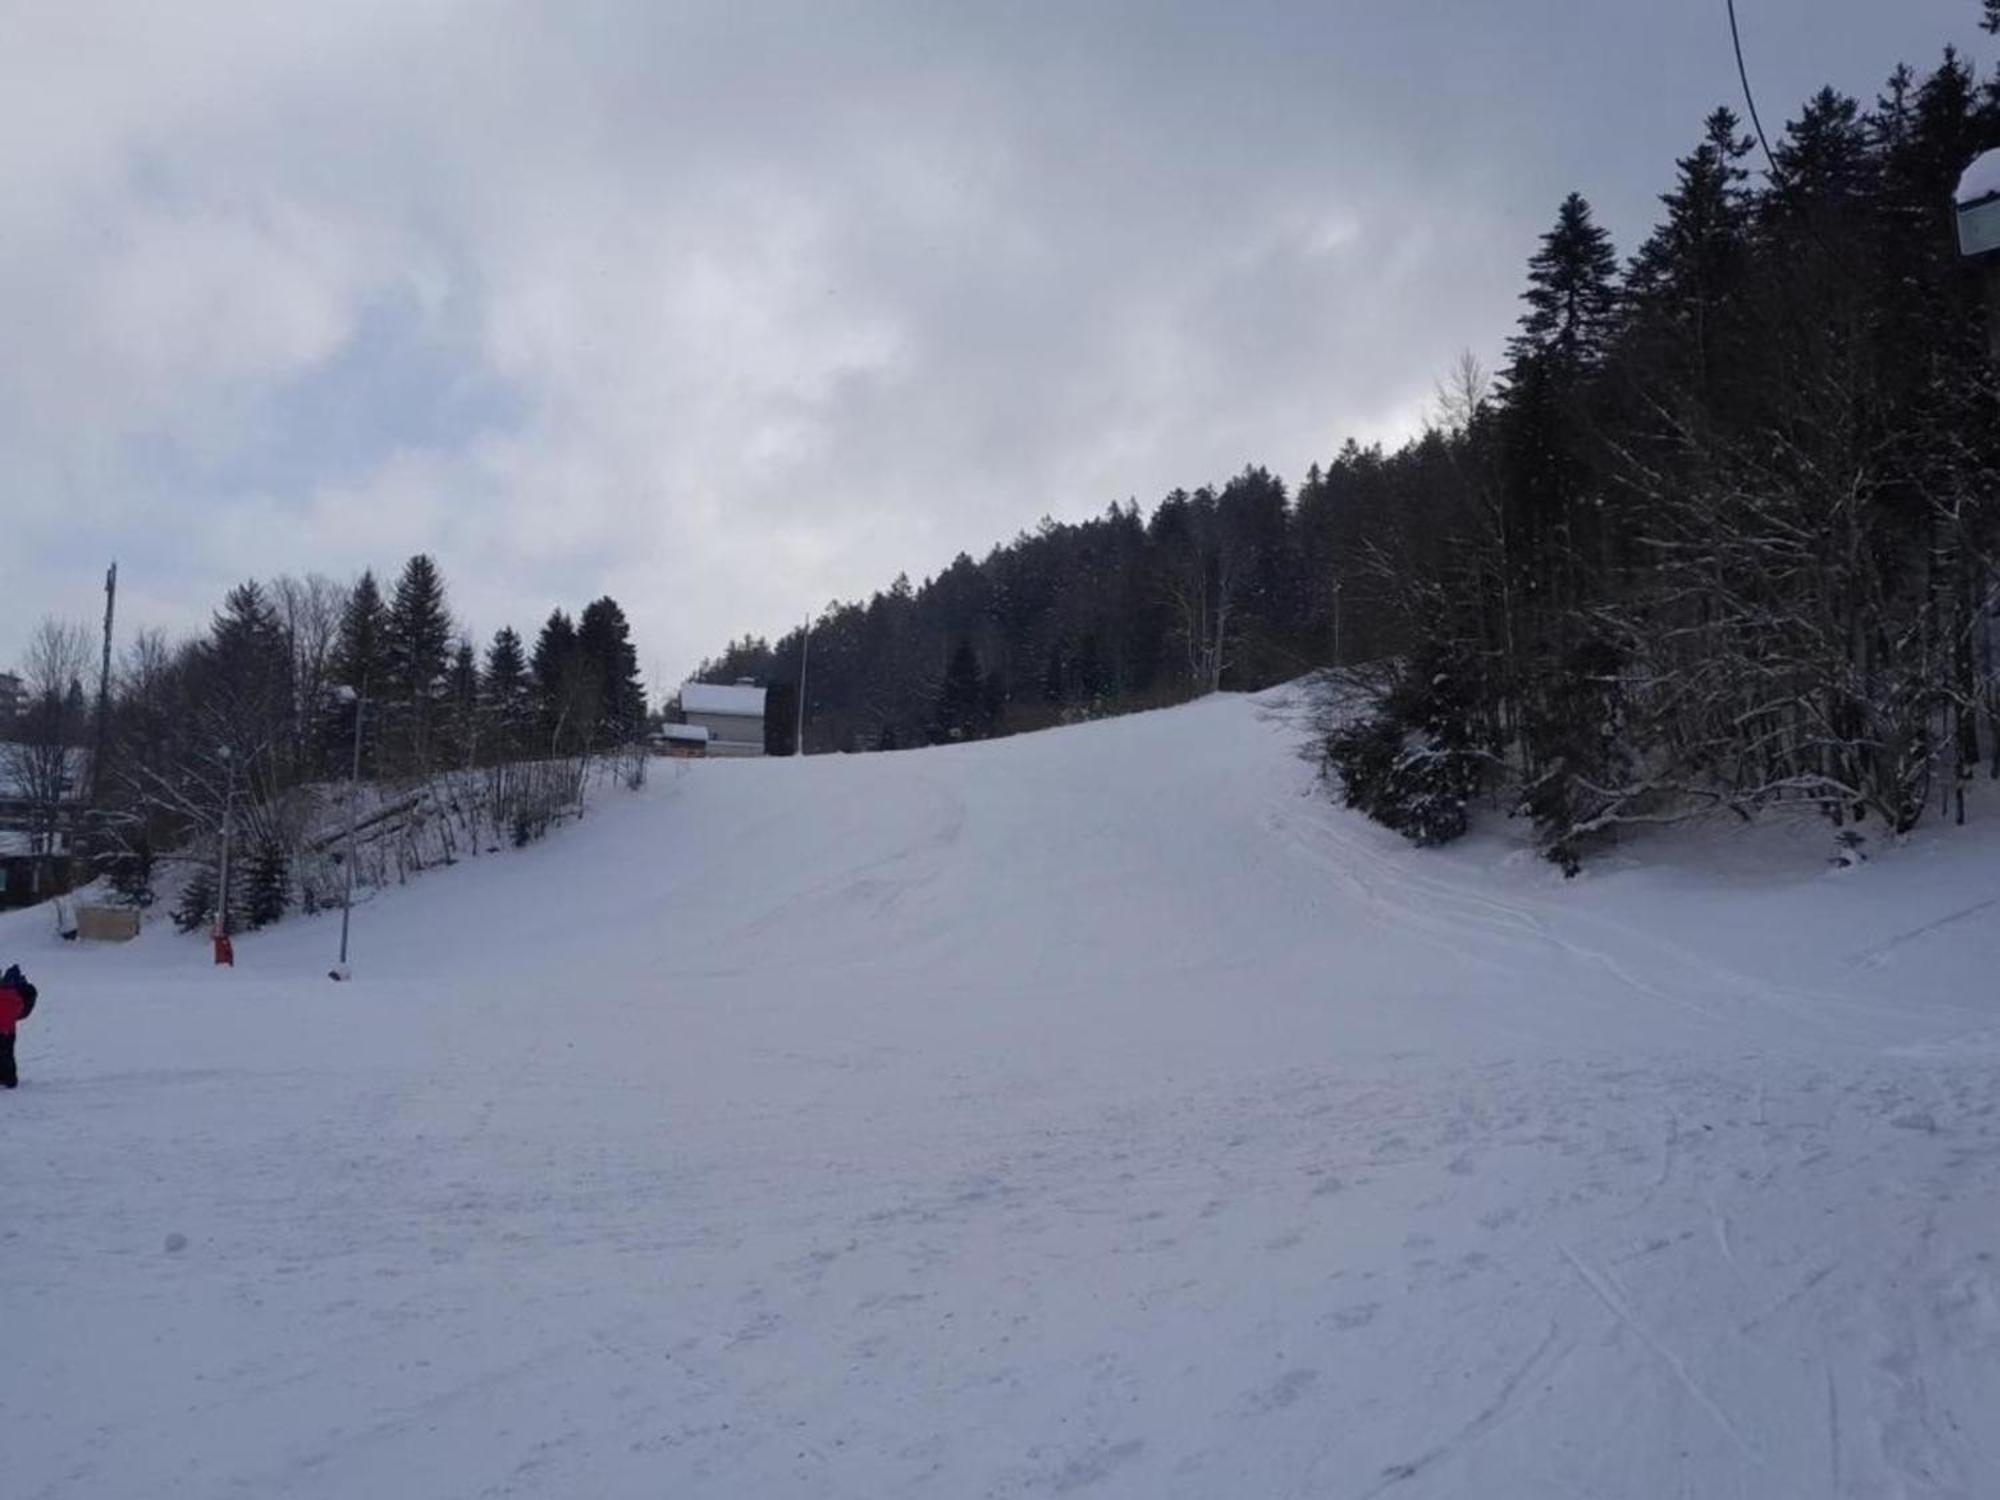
[91,561,116,808]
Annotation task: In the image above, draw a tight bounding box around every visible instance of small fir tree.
[172,860,218,934]
[482,626,532,758]
[242,841,292,930]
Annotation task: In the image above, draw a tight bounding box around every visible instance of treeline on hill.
[700,469,1310,756]
[7,557,647,931]
[703,40,2000,873]
[1323,49,2000,872]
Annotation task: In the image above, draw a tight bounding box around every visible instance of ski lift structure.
[1958,148,2000,358]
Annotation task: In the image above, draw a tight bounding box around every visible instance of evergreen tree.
[242,840,291,929]
[171,860,217,934]
[935,640,984,740]
[104,838,156,908]
[330,570,389,774]
[445,639,480,767]
[383,555,452,774]
[1497,195,1620,638]
[482,626,532,758]
[331,570,389,694]
[576,597,647,745]
[197,581,294,799]
[1505,193,1621,380]
[531,609,591,750]
[1624,108,1754,394]
[1761,88,1877,233]
[764,680,799,755]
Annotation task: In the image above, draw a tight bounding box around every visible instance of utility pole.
[91,562,115,807]
[795,614,811,757]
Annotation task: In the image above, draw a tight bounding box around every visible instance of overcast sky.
[1,1,1988,686]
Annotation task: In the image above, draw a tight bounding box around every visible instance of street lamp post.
[330,684,366,980]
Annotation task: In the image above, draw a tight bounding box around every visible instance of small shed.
[656,722,712,759]
[76,905,141,942]
[680,681,767,758]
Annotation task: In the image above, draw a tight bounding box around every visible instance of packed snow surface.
[6,691,2000,1498]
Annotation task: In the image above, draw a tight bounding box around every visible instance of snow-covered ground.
[6,691,1999,1498]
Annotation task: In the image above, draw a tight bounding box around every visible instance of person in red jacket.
[0,963,37,1089]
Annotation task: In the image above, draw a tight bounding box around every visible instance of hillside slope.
[5,691,1999,1498]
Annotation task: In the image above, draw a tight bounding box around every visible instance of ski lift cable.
[1727,0,1780,178]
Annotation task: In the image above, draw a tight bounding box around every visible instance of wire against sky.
[1727,0,1780,175]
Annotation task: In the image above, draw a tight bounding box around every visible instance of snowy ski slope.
[5,690,1999,1497]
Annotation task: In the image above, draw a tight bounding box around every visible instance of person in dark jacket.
[0,963,38,1089]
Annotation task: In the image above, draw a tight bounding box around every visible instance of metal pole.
[795,615,810,757]
[336,690,365,976]
[91,562,115,807]
[215,751,233,944]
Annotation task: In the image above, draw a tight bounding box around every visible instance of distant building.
[654,722,711,759]
[0,829,70,911]
[679,680,767,758]
[0,672,21,726]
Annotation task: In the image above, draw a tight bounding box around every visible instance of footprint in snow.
[1245,1367,1320,1413]
[1048,1438,1145,1493]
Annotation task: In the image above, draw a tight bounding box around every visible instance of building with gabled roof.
[678,680,766,758]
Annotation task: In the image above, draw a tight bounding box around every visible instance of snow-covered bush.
[1326,655,1490,848]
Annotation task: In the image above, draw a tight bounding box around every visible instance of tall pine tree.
[444,639,480,768]
[383,555,452,774]
[531,609,589,751]
[576,597,647,746]
[331,570,389,693]
[1624,108,1754,398]
[201,581,293,771]
[328,569,390,776]
[1505,192,1621,380]
[482,626,532,760]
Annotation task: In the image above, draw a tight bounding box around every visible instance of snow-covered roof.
[1960,149,2000,207]
[660,723,711,743]
[681,682,766,718]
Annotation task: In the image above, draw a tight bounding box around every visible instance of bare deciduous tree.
[272,572,350,778]
[2,617,97,863]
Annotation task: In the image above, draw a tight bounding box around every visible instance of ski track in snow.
[5,692,2000,1498]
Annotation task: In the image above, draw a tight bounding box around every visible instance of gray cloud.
[1,0,1985,681]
